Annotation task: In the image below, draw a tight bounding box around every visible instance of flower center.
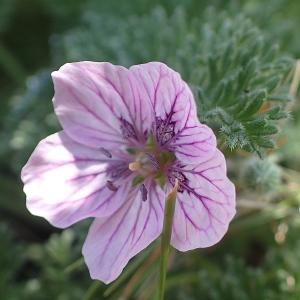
[128,135,176,188]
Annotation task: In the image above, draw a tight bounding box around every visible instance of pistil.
[128,161,142,171]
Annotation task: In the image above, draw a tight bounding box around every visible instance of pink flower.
[21,61,236,283]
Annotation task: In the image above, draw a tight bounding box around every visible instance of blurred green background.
[1,0,300,299]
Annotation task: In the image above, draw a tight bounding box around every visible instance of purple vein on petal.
[65,83,120,135]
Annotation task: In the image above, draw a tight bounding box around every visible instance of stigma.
[128,161,142,171]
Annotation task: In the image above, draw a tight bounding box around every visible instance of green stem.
[83,281,102,300]
[158,180,178,300]
[64,257,84,274]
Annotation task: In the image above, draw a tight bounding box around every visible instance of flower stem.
[83,281,102,300]
[158,180,178,300]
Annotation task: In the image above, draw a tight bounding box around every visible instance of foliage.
[242,156,281,193]
[279,120,300,170]
[0,70,58,172]
[0,224,24,300]
[166,218,300,300]
[0,0,15,33]
[191,14,292,155]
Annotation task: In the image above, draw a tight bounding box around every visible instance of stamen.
[140,184,148,202]
[168,169,187,193]
[120,118,137,139]
[156,117,175,145]
[100,147,112,158]
[172,178,179,192]
[106,180,118,191]
[129,161,141,171]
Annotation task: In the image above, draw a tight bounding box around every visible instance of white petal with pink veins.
[21,131,131,228]
[82,184,164,284]
[170,150,236,251]
[130,62,198,133]
[171,122,217,164]
[52,62,154,149]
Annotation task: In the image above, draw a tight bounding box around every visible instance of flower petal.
[130,62,197,132]
[21,131,131,228]
[52,61,153,149]
[82,183,164,284]
[130,62,216,163]
[171,122,217,164]
[170,150,236,251]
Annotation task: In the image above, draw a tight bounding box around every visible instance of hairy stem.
[158,180,178,300]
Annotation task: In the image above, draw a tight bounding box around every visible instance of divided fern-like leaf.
[188,12,293,156]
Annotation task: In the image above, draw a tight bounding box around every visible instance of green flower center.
[128,135,176,188]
